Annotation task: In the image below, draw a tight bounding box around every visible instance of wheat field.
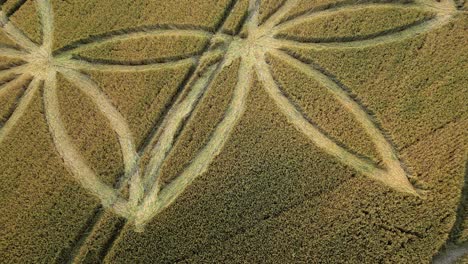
[0,0,467,263]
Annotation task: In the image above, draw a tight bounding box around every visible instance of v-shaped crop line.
[0,74,33,144]
[135,55,252,229]
[0,73,29,100]
[258,0,299,35]
[141,62,221,196]
[57,68,139,183]
[256,49,417,195]
[0,11,38,51]
[43,71,132,216]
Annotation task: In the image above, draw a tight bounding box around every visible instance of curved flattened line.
[275,17,433,44]
[54,28,212,59]
[43,71,129,213]
[0,46,27,59]
[0,11,39,51]
[141,61,222,197]
[0,74,32,144]
[274,14,451,50]
[255,52,379,176]
[271,50,402,170]
[135,49,225,159]
[244,0,261,33]
[0,72,29,100]
[59,57,195,72]
[275,2,423,31]
[71,51,206,67]
[257,0,300,35]
[0,70,17,86]
[266,50,417,195]
[258,0,286,26]
[36,0,54,51]
[57,68,139,177]
[135,53,226,207]
[0,59,26,72]
[58,68,142,208]
[135,57,252,229]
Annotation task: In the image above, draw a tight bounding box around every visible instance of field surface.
[0,0,467,263]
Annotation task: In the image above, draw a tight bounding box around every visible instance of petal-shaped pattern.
[155,59,241,189]
[68,31,210,65]
[0,11,39,51]
[273,14,452,50]
[57,68,139,182]
[43,70,131,216]
[135,56,252,229]
[54,75,126,187]
[277,0,419,24]
[255,49,417,195]
[271,1,456,50]
[55,29,212,60]
[57,68,145,207]
[267,53,381,162]
[84,61,195,149]
[141,62,220,195]
[274,5,434,43]
[49,0,228,50]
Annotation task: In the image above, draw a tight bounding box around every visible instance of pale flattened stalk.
[36,0,54,52]
[0,74,36,145]
[244,0,261,35]
[0,64,31,82]
[0,47,28,59]
[0,74,29,99]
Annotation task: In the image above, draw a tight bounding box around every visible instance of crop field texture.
[0,0,466,263]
